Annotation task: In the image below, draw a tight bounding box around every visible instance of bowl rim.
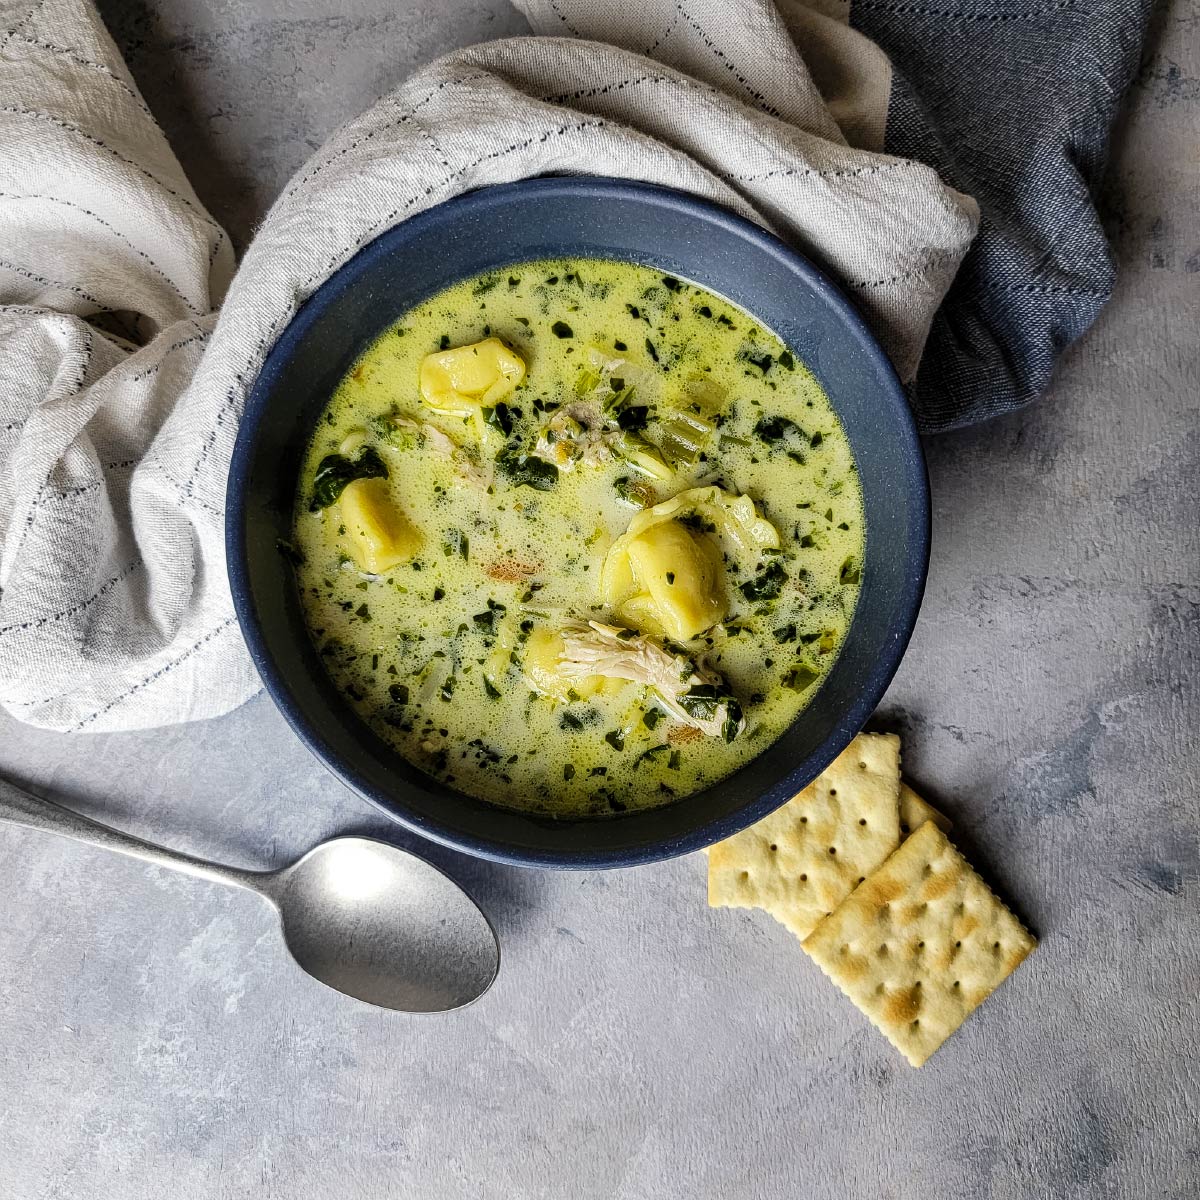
[226,175,930,869]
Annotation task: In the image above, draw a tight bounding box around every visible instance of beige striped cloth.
[0,0,977,731]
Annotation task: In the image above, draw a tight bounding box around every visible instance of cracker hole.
[800,816,808,824]
[917,941,925,949]
[911,1020,920,1029]
[858,818,867,826]
[740,871,750,882]
[953,981,961,989]
[769,843,777,852]
[878,943,888,956]
[828,846,837,856]
[993,941,1002,951]
[800,873,808,882]
[829,788,837,797]
[858,761,867,769]
[857,876,865,884]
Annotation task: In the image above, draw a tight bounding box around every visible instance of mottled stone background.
[1,1,1197,1196]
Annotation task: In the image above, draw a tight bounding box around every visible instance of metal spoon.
[0,776,499,1012]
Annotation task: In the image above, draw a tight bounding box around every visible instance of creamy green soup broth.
[292,259,864,816]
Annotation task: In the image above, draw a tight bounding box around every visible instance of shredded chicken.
[391,416,488,487]
[556,620,745,740]
[532,402,622,471]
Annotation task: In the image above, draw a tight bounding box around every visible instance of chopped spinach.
[309,445,387,510]
[496,448,559,491]
[753,415,803,446]
[483,403,515,436]
[739,560,787,602]
[616,405,650,432]
[783,665,820,692]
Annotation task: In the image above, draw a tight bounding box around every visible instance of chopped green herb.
[496,448,559,491]
[840,557,861,586]
[432,587,445,601]
[678,685,722,721]
[484,677,502,700]
[642,707,665,730]
[773,623,797,644]
[439,675,455,702]
[443,528,469,559]
[635,744,671,767]
[560,712,584,731]
[668,750,682,771]
[355,603,370,620]
[753,415,802,445]
[615,405,650,432]
[662,276,683,291]
[739,560,787,602]
[605,730,625,752]
[551,321,573,339]
[388,683,409,705]
[439,334,450,350]
[778,350,795,371]
[783,665,820,691]
[309,445,388,510]
[483,403,514,436]
[563,764,576,781]
[644,337,659,363]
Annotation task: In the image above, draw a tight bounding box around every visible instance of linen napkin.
[0,0,1143,732]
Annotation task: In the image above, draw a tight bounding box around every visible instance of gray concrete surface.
[2,2,1197,1197]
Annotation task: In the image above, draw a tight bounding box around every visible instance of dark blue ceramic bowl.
[226,177,928,869]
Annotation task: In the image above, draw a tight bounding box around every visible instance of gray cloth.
[852,0,1153,430]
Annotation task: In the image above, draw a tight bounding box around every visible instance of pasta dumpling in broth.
[419,337,526,417]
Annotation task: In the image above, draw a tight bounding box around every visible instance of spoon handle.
[0,775,266,895]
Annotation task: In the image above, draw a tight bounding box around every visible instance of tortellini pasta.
[419,337,525,418]
[601,487,780,641]
[339,477,422,573]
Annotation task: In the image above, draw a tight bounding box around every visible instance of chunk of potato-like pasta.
[419,337,525,418]
[338,477,422,573]
[622,519,725,642]
[601,486,779,641]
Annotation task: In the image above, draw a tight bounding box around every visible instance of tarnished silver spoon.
[0,776,499,1012]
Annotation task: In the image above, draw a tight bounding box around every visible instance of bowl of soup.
[226,177,928,867]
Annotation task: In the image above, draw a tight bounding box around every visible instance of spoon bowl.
[0,777,500,1013]
[272,837,500,1012]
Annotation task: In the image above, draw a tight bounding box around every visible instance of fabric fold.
[2,0,1089,733]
